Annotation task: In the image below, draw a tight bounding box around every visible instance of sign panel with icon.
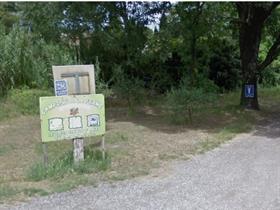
[54,79,68,96]
[245,84,255,98]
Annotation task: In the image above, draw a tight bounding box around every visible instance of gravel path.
[2,120,280,210]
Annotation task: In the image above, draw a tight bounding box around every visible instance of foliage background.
[0,2,279,97]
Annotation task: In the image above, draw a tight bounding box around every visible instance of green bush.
[95,56,113,97]
[259,66,280,87]
[7,88,52,115]
[112,65,146,110]
[165,77,218,124]
[208,38,241,91]
[0,25,74,95]
[180,74,219,94]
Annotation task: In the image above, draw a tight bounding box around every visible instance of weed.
[7,88,52,115]
[165,86,217,125]
[106,132,129,144]
[52,176,89,193]
[23,188,49,197]
[158,154,178,160]
[0,185,18,201]
[196,120,254,154]
[26,147,110,181]
[0,145,15,156]
[112,65,146,111]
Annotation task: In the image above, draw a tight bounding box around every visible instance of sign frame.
[52,65,95,95]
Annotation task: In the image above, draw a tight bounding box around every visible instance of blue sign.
[55,80,68,96]
[245,84,254,98]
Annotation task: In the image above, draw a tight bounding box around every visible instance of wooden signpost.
[40,94,106,163]
[55,65,93,164]
[67,72,87,164]
[40,65,105,166]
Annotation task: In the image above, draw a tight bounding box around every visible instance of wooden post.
[101,135,105,160]
[42,143,48,167]
[73,138,84,164]
[72,72,85,164]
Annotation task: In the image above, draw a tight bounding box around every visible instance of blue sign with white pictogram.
[55,80,68,96]
[245,84,254,98]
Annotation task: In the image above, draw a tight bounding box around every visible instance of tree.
[236,2,280,109]
[209,38,241,91]
[0,2,19,32]
[20,3,64,42]
[176,2,206,85]
[175,2,235,87]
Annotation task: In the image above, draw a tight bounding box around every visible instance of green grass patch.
[51,176,91,193]
[0,145,15,156]
[23,188,49,197]
[259,86,280,100]
[7,88,52,115]
[0,185,18,201]
[196,118,254,154]
[0,88,52,121]
[193,90,258,154]
[26,147,110,181]
[106,132,129,144]
[158,153,179,161]
[223,118,253,133]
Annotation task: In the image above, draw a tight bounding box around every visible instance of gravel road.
[2,120,280,210]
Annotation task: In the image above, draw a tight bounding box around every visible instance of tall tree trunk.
[236,3,280,110]
[189,2,204,87]
[238,6,264,110]
[239,23,261,110]
[190,31,197,86]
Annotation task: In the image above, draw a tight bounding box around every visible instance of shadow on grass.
[252,118,280,139]
[106,100,256,136]
[106,88,280,140]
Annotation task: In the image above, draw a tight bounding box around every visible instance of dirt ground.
[0,101,259,203]
[0,105,210,191]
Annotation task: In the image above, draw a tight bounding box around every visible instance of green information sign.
[40,94,105,142]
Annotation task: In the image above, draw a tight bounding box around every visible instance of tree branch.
[258,34,280,72]
[236,2,280,23]
[265,2,280,16]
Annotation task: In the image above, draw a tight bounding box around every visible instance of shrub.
[95,56,112,97]
[0,25,74,95]
[112,65,146,110]
[208,39,241,91]
[7,87,52,115]
[181,74,219,94]
[165,76,218,124]
[259,65,280,87]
